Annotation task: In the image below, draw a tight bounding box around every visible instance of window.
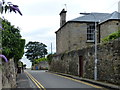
[87,23,95,42]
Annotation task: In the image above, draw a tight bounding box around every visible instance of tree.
[1,19,25,62]
[25,41,48,64]
[34,57,47,65]
[0,0,23,64]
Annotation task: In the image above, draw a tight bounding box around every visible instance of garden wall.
[50,38,120,85]
[0,59,17,89]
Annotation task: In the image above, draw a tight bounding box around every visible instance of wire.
[105,0,119,12]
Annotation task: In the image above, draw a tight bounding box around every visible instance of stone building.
[50,9,120,85]
[56,9,120,54]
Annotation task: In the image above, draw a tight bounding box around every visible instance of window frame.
[86,23,95,42]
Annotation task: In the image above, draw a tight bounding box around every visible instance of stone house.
[56,9,120,54]
[50,9,120,84]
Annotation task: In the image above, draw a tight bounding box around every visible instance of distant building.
[56,9,120,54]
[32,61,48,70]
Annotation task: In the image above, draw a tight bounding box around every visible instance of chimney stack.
[59,8,67,27]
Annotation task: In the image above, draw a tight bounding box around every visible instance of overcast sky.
[3,0,119,68]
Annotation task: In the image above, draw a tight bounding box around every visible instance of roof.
[100,11,120,23]
[69,11,120,24]
[56,11,120,33]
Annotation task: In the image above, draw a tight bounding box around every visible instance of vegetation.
[34,57,47,64]
[0,0,23,64]
[25,41,48,65]
[47,54,54,65]
[102,30,120,43]
[0,0,22,15]
[31,53,55,66]
[1,19,25,63]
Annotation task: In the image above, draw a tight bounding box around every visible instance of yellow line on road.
[48,72,102,88]
[26,72,42,89]
[25,71,46,90]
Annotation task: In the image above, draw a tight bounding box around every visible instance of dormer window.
[87,23,95,42]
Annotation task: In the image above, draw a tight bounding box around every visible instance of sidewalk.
[49,71,120,90]
[16,72,31,88]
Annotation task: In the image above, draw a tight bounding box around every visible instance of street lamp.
[80,13,98,80]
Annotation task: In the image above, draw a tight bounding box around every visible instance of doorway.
[79,56,83,77]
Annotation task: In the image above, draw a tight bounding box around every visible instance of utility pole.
[51,43,52,54]
[94,19,97,81]
[80,13,98,80]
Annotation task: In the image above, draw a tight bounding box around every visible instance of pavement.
[16,72,31,88]
[16,70,120,90]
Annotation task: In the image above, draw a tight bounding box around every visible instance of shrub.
[102,30,120,43]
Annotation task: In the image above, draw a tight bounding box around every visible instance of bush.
[102,30,120,43]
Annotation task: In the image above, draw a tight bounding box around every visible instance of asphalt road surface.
[24,70,103,90]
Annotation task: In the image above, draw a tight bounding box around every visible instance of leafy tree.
[1,19,25,62]
[34,57,47,65]
[25,41,48,64]
[0,0,23,64]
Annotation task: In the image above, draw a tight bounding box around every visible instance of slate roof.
[56,11,120,33]
[69,11,120,24]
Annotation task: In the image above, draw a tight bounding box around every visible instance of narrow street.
[17,70,103,89]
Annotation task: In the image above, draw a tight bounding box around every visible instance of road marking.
[26,72,42,89]
[25,71,46,90]
[48,72,102,88]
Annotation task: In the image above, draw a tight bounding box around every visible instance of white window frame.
[87,23,95,42]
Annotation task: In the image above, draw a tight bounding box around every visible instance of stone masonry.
[56,22,94,54]
[2,59,17,88]
[50,38,120,85]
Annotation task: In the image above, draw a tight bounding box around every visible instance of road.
[24,70,103,89]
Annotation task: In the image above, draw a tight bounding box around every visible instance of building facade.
[56,10,120,54]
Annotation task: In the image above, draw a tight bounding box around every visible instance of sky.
[2,0,119,68]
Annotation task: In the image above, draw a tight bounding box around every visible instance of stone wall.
[50,38,120,85]
[1,59,17,88]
